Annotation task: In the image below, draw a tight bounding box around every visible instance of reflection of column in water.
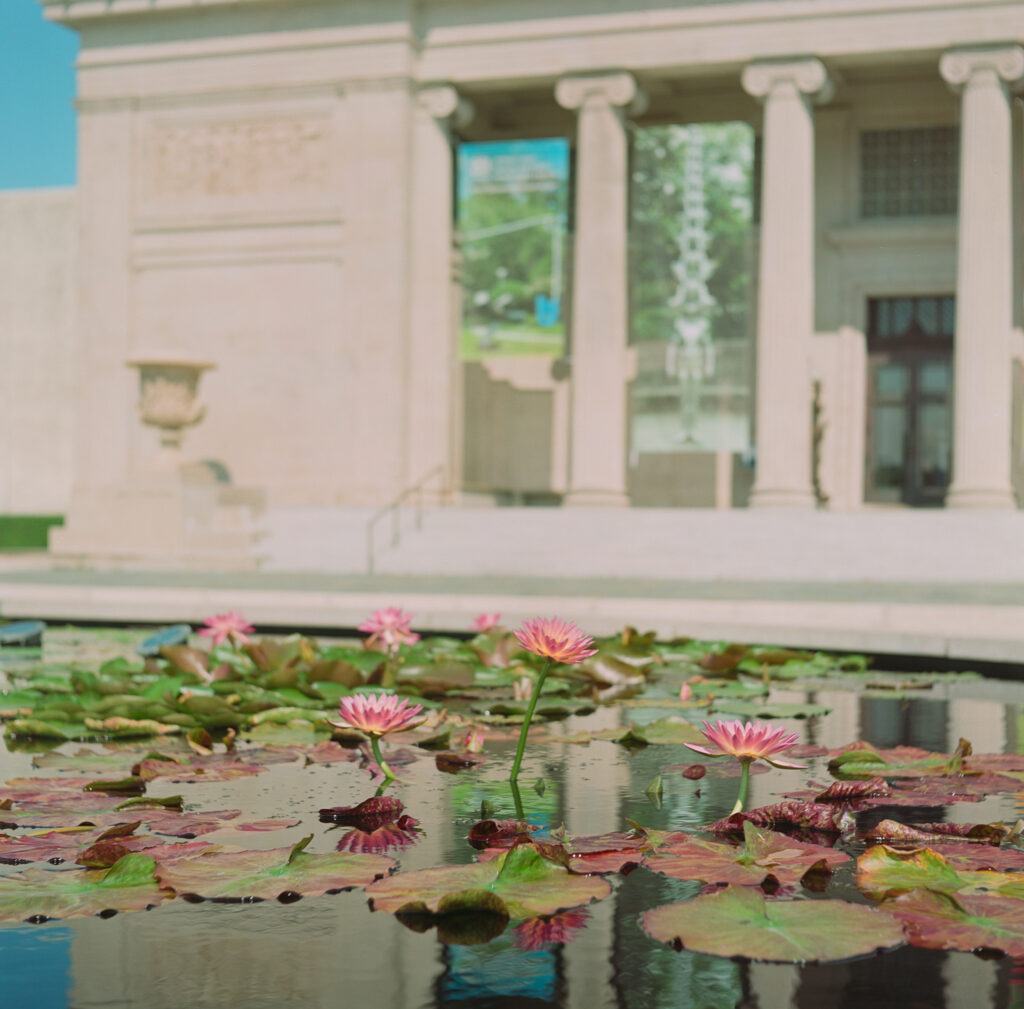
[947,698,1006,754]
[794,947,948,1008]
[943,948,999,1009]
[561,703,629,1008]
[859,696,949,752]
[808,690,859,749]
[747,963,800,1009]
[607,865,745,1009]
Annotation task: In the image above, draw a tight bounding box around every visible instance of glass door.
[865,297,954,507]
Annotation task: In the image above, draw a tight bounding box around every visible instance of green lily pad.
[367,843,610,919]
[642,885,905,963]
[154,834,394,900]
[857,845,1024,900]
[709,700,831,719]
[0,852,167,921]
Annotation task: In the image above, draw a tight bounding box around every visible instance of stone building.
[9,0,1024,561]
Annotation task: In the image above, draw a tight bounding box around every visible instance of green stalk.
[370,734,395,782]
[380,649,398,689]
[509,779,525,820]
[509,658,551,783]
[730,757,752,815]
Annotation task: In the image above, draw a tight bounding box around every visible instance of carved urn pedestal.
[49,355,266,570]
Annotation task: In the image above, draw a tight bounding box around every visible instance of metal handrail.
[365,465,448,574]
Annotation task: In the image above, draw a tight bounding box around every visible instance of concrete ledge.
[2,580,1022,664]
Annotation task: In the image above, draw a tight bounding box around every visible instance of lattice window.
[860,127,959,218]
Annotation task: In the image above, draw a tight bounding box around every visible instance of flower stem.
[509,779,525,820]
[731,757,752,815]
[509,659,551,783]
[370,734,395,782]
[380,648,398,689]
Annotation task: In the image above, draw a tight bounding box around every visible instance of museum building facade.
[20,0,1024,558]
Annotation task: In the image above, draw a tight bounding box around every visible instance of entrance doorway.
[864,295,954,507]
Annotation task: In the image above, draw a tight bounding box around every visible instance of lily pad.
[366,843,610,919]
[884,889,1024,956]
[154,834,394,900]
[708,802,855,836]
[644,823,848,887]
[642,885,905,963]
[0,852,167,921]
[857,845,1024,900]
[710,700,831,719]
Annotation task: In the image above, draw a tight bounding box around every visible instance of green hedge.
[0,515,64,550]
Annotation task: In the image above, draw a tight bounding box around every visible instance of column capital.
[555,71,647,115]
[417,83,473,129]
[939,45,1024,89]
[741,57,833,104]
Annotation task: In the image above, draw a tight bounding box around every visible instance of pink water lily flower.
[329,692,425,737]
[514,617,598,665]
[685,720,807,769]
[358,607,420,650]
[198,612,254,647]
[473,612,502,632]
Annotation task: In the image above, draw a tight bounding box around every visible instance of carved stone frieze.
[146,117,331,202]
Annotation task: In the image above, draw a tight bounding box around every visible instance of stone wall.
[0,188,76,514]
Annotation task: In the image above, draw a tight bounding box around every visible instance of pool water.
[1,629,1023,1009]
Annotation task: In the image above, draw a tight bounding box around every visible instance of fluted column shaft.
[406,85,472,494]
[940,46,1024,508]
[742,58,832,508]
[556,72,645,506]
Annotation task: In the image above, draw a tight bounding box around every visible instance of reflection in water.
[860,697,949,753]
[437,937,565,1006]
[0,925,72,1009]
[2,659,1024,1008]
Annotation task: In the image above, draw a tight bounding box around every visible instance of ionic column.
[940,46,1024,509]
[742,58,833,508]
[406,84,472,496]
[556,72,646,506]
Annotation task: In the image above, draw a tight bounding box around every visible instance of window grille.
[860,127,959,218]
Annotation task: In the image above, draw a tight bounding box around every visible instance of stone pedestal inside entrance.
[49,468,266,570]
[50,354,265,569]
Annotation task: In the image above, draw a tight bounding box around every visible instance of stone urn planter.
[127,354,216,467]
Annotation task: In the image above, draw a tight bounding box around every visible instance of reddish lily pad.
[467,820,539,850]
[644,823,848,887]
[863,819,1009,846]
[857,845,1024,900]
[0,852,167,921]
[235,819,302,832]
[884,889,1024,956]
[301,741,361,765]
[76,838,214,868]
[708,802,855,836]
[154,834,394,900]
[318,797,406,832]
[785,778,894,803]
[561,831,650,874]
[642,885,905,963]
[366,843,610,919]
[134,759,264,784]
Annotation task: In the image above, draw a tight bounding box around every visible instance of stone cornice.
[555,72,646,114]
[939,44,1024,88]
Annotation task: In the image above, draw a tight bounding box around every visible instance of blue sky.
[0,0,78,189]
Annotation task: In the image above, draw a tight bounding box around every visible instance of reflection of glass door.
[865,296,954,507]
